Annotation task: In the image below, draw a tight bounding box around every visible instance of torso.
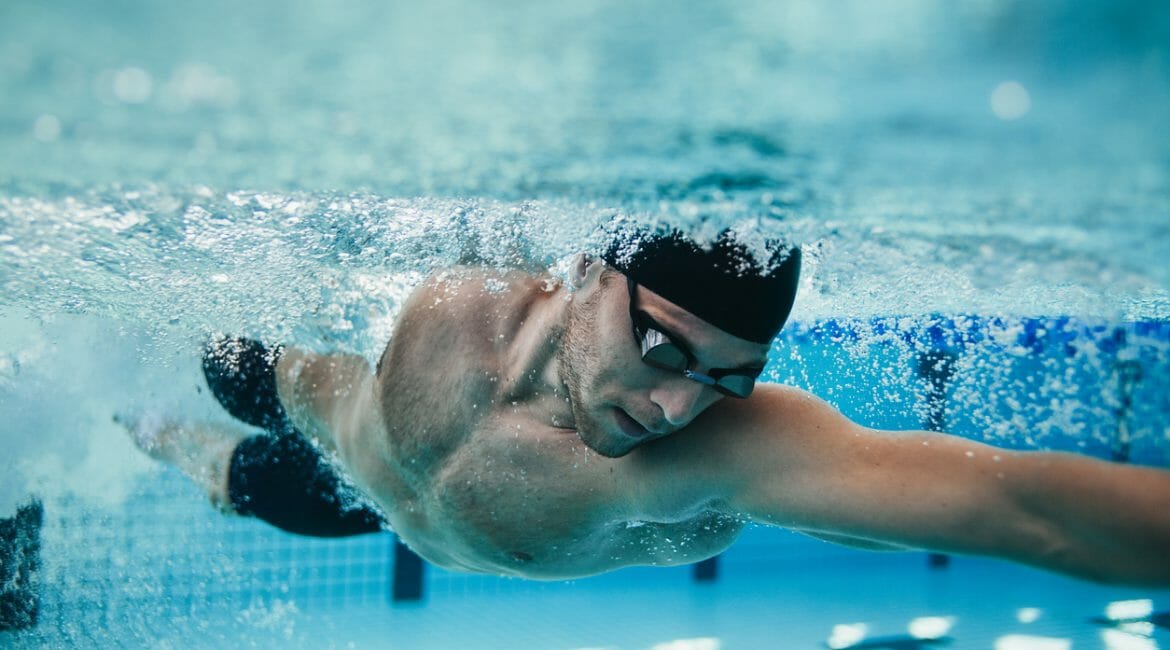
[343,267,744,579]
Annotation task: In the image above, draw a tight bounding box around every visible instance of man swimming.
[125,225,1170,584]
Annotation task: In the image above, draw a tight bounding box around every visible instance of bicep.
[712,385,1037,555]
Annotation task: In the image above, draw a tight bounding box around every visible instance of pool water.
[6,474,1170,649]
[2,314,1167,648]
[2,0,1169,647]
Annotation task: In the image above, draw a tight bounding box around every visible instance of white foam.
[0,311,225,513]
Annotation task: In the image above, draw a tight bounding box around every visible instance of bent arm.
[709,385,1170,586]
[275,348,378,457]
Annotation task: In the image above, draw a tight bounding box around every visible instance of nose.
[649,378,711,429]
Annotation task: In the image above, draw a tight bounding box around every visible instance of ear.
[569,253,593,289]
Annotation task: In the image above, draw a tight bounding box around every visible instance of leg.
[122,413,384,536]
[120,413,246,513]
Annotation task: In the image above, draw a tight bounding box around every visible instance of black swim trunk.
[203,336,385,537]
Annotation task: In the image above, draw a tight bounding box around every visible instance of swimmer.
[125,226,1170,584]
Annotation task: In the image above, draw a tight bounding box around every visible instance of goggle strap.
[682,370,717,386]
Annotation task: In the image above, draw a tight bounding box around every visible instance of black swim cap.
[600,225,801,344]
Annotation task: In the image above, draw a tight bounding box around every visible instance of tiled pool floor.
[6,553,1168,649]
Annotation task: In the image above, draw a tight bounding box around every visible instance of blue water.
[2,0,1169,647]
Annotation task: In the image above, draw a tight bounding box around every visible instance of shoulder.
[397,267,551,333]
[716,384,865,442]
[373,267,556,469]
[696,384,874,478]
[622,384,870,511]
[411,266,550,304]
[645,384,860,459]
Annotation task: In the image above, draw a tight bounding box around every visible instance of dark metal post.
[918,349,957,571]
[917,349,956,434]
[1111,359,1141,463]
[391,537,424,603]
[692,555,719,582]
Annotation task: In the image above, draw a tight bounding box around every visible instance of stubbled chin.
[557,352,633,457]
[577,418,636,460]
[580,433,630,459]
[560,373,625,457]
[571,406,632,459]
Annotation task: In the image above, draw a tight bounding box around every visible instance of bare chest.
[406,417,744,579]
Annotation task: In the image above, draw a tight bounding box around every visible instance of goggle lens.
[629,279,757,399]
[641,338,689,372]
[642,340,756,398]
[713,374,754,398]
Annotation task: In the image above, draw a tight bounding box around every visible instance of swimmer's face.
[559,261,771,458]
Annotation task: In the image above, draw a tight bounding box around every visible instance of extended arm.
[703,385,1170,586]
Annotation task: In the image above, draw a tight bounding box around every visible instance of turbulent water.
[4,0,1169,323]
[2,0,1169,508]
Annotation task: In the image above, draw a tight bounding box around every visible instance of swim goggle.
[626,277,760,398]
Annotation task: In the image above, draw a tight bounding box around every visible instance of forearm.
[739,435,1170,585]
[1006,452,1170,586]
